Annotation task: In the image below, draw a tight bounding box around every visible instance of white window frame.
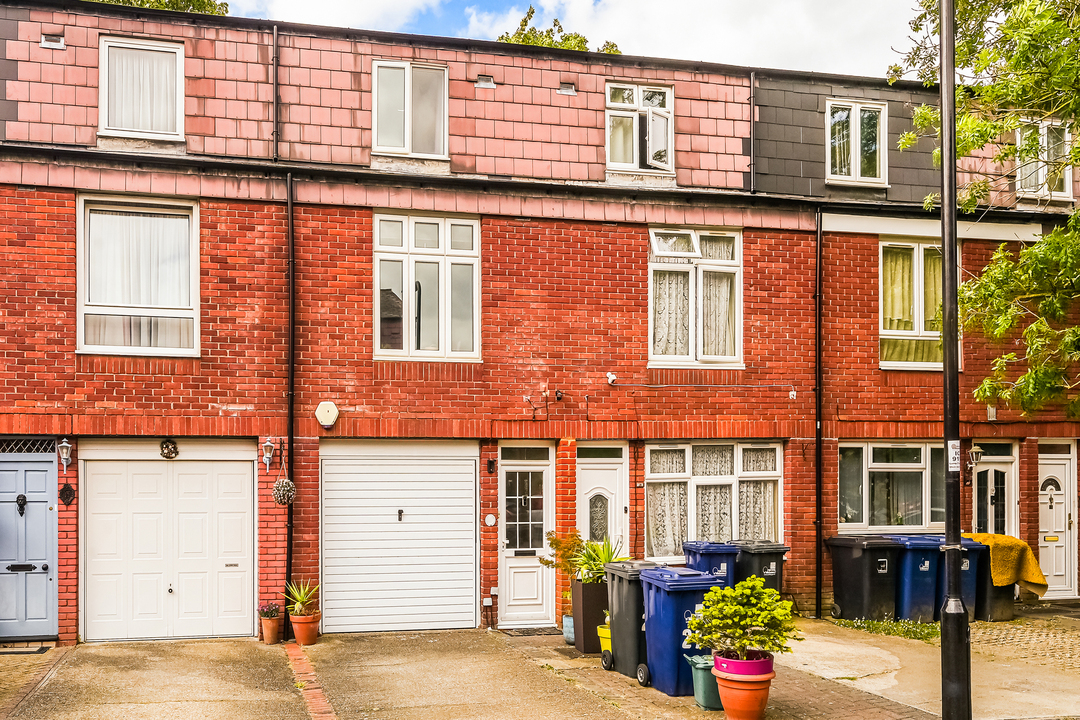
[838,441,945,533]
[644,442,783,564]
[371,60,449,159]
[878,237,948,371]
[98,36,185,141]
[76,194,200,357]
[648,228,742,368]
[605,83,674,174]
[373,213,480,361]
[825,98,887,187]
[1016,121,1073,199]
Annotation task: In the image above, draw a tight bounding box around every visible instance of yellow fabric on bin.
[963,533,1047,597]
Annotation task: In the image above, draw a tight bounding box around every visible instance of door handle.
[398,509,403,521]
[1070,513,1073,530]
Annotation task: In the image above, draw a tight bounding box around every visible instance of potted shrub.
[282,579,321,646]
[539,530,584,644]
[258,602,281,644]
[570,536,628,654]
[685,576,798,720]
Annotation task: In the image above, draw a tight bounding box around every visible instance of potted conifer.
[685,576,798,720]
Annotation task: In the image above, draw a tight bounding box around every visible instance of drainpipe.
[749,71,757,194]
[272,25,280,162]
[284,172,296,638]
[814,206,824,619]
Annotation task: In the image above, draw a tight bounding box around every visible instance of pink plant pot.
[713,650,774,675]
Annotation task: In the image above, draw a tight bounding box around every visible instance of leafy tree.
[497,5,620,54]
[891,0,1080,416]
[90,0,229,14]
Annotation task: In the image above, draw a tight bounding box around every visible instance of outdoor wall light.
[262,438,277,472]
[315,401,339,430]
[967,444,984,470]
[57,438,72,474]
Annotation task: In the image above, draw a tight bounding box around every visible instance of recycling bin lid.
[683,541,740,553]
[639,566,720,591]
[730,539,791,553]
[825,534,899,549]
[922,534,986,549]
[604,560,658,579]
[880,534,941,549]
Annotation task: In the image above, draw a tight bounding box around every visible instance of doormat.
[501,626,562,636]
[0,647,49,655]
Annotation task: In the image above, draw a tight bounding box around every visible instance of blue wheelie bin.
[640,567,720,697]
[683,540,740,588]
[882,534,941,623]
[929,536,984,621]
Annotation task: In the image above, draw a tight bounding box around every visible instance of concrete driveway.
[10,639,306,720]
[303,629,628,720]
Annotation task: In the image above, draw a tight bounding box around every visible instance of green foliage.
[892,0,1080,415]
[89,0,229,14]
[834,618,941,643]
[281,579,319,616]
[538,529,584,610]
[685,576,799,660]
[572,536,630,583]
[497,6,620,54]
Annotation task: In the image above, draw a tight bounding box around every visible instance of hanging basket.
[273,477,296,505]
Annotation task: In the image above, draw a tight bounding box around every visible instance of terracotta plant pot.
[710,652,775,720]
[261,616,281,644]
[290,613,321,646]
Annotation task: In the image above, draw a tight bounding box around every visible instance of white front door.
[972,443,1017,537]
[576,445,628,550]
[498,445,554,628]
[84,459,254,641]
[1038,458,1076,598]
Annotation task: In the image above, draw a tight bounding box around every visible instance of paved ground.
[0,647,67,717]
[8,639,306,720]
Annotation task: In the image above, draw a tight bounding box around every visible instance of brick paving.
[285,641,338,720]
[0,646,71,718]
[970,616,1080,670]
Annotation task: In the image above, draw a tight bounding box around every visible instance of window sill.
[606,170,677,188]
[879,361,946,372]
[836,526,945,535]
[76,348,200,358]
[648,361,745,370]
[370,153,451,175]
[1015,192,1074,206]
[373,354,483,363]
[96,134,187,154]
[825,177,889,189]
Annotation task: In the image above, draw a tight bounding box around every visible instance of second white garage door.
[321,441,478,632]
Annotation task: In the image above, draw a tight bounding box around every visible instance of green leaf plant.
[572,536,630,583]
[282,579,320,616]
[497,5,620,54]
[685,576,799,660]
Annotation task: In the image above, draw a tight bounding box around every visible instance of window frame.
[644,442,783,563]
[878,237,948,371]
[647,228,743,368]
[605,83,674,174]
[838,441,946,533]
[1016,121,1074,199]
[76,193,201,357]
[371,60,450,160]
[372,213,481,362]
[98,36,186,142]
[825,98,888,187]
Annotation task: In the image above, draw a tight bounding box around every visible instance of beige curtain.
[738,480,776,540]
[881,246,914,331]
[108,46,177,134]
[701,272,734,356]
[652,271,690,356]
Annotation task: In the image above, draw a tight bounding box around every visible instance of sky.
[226,0,924,79]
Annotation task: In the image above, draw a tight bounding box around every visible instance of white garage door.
[84,458,254,641]
[321,441,478,632]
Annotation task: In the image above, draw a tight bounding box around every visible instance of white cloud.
[463,4,529,41]
[231,0,444,32]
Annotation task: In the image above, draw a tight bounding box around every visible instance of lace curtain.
[739,480,776,540]
[698,484,732,542]
[692,445,734,476]
[650,448,686,474]
[647,482,687,557]
[652,270,690,356]
[701,272,734,356]
[108,46,177,134]
[742,448,776,473]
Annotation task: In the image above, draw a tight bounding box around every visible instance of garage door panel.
[132,513,164,559]
[322,445,477,633]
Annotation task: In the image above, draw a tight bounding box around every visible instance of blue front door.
[0,450,58,639]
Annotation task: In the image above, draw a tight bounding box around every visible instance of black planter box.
[572,578,609,654]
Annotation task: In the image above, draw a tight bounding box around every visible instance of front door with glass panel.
[576,445,628,549]
[1038,454,1076,597]
[499,446,554,627]
[972,442,1017,537]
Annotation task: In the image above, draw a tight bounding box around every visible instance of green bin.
[684,655,723,711]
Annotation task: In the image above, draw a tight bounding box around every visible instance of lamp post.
[940,0,973,717]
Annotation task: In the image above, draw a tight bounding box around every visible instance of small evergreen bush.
[685,576,799,660]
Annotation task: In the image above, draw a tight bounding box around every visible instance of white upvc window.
[1016,122,1073,198]
[605,83,673,173]
[838,442,945,531]
[373,214,480,361]
[648,229,741,367]
[372,60,448,158]
[98,36,185,141]
[879,238,944,369]
[826,99,887,186]
[645,442,783,562]
[77,195,200,357]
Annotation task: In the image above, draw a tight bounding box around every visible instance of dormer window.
[606,83,673,173]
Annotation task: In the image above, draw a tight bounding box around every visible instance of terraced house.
[0,0,1076,645]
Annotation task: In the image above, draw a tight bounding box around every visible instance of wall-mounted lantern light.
[58,438,72,474]
[262,438,276,472]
